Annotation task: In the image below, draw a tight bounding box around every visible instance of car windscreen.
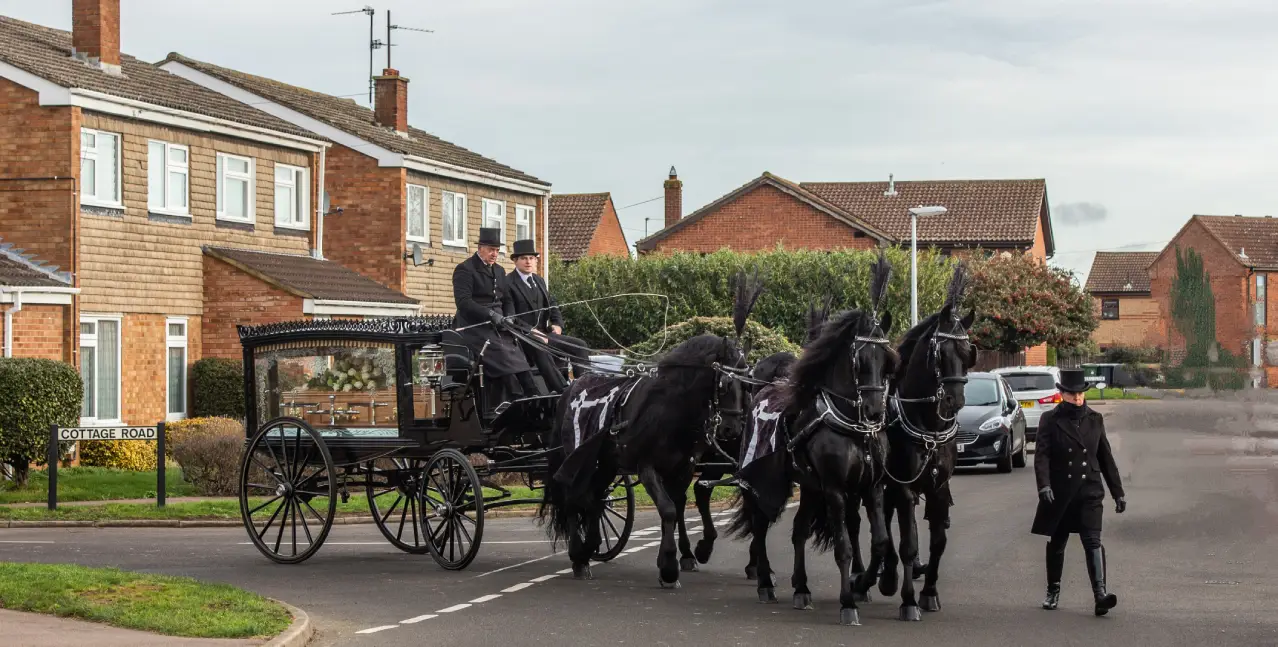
[1000,372,1056,392]
[963,379,1001,406]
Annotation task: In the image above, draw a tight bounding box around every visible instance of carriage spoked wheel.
[420,448,485,570]
[239,417,337,564]
[365,458,431,554]
[590,474,637,562]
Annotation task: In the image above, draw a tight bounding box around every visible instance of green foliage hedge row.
[627,317,800,364]
[0,358,82,486]
[192,358,244,420]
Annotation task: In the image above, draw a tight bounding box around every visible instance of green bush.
[79,440,158,472]
[192,358,244,420]
[0,358,82,487]
[170,418,244,496]
[627,317,801,364]
[549,246,955,349]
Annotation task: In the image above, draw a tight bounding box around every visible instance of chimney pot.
[71,0,121,72]
[663,167,683,229]
[374,67,410,133]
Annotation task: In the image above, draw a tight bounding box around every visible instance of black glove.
[1038,486,1054,504]
[1115,497,1126,514]
[489,311,505,327]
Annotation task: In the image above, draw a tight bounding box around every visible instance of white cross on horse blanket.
[734,382,791,520]
[552,373,643,492]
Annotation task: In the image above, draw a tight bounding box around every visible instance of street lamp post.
[908,205,948,326]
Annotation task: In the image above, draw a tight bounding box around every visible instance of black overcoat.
[504,270,564,333]
[1031,405,1125,536]
[451,254,531,377]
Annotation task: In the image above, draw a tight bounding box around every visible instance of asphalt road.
[2,400,1277,646]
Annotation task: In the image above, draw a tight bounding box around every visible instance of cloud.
[1055,202,1109,226]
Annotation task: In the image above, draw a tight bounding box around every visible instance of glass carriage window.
[253,341,399,437]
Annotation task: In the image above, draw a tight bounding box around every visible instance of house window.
[79,317,121,424]
[482,199,506,246]
[1101,298,1120,320]
[441,191,467,247]
[515,204,535,242]
[407,184,428,243]
[216,153,255,222]
[273,163,309,229]
[80,128,121,207]
[1256,274,1267,328]
[166,319,187,421]
[147,141,189,215]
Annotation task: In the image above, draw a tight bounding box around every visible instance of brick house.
[159,55,553,313]
[0,3,420,426]
[547,192,630,261]
[636,170,1056,364]
[1148,214,1278,385]
[1084,251,1159,352]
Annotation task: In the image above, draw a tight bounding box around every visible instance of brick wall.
[77,112,317,315]
[1091,295,1160,349]
[202,254,303,360]
[649,183,877,253]
[1149,219,1252,361]
[587,198,630,257]
[0,304,69,361]
[323,144,405,294]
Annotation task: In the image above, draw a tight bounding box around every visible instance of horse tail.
[536,391,573,546]
[727,450,792,540]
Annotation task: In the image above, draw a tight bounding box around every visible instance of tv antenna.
[386,10,434,70]
[332,6,378,105]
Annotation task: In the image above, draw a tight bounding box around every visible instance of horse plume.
[945,261,969,313]
[805,295,834,345]
[733,265,766,340]
[868,251,893,323]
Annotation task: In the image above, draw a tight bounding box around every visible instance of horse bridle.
[892,315,971,423]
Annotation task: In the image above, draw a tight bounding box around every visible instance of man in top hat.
[452,227,545,402]
[1032,368,1126,616]
[503,238,591,393]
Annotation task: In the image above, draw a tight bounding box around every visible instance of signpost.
[48,423,165,510]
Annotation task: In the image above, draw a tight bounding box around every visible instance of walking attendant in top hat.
[1031,368,1126,616]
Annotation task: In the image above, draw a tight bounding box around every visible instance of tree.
[965,251,1097,354]
[0,358,82,487]
[1169,246,1216,367]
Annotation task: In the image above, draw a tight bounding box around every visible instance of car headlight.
[978,417,1006,432]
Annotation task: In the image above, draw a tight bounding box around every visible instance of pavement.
[1,399,1277,646]
[1,609,268,647]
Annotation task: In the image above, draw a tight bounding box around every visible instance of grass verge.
[1085,387,1152,400]
[0,467,198,504]
[0,562,291,638]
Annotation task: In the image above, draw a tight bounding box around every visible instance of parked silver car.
[990,366,1061,444]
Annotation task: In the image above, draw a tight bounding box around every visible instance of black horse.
[730,255,898,626]
[538,273,762,588]
[870,264,977,621]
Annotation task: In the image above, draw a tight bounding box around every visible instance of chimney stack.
[374,68,409,133]
[71,0,121,73]
[664,166,682,228]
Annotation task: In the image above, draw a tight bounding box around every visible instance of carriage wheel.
[239,417,336,564]
[592,475,636,562]
[421,448,485,570]
[366,458,431,554]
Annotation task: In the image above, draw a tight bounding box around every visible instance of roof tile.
[1085,252,1158,294]
[1194,215,1278,269]
[548,193,610,261]
[204,247,417,305]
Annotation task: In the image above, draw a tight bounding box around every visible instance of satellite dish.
[411,243,423,267]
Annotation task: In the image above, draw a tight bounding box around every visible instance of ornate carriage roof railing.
[237,315,457,347]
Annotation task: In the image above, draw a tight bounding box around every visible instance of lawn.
[1084,387,1151,400]
[0,562,291,638]
[0,467,197,504]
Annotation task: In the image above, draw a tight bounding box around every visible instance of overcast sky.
[7,0,1277,284]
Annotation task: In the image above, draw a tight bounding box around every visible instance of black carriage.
[236,316,636,569]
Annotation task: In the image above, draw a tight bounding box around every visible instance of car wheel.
[1012,437,1027,468]
[996,435,1013,473]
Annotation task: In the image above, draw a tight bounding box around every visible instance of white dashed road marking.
[436,604,472,613]
[470,594,503,603]
[400,615,437,624]
[529,573,559,582]
[355,625,399,634]
[501,582,536,593]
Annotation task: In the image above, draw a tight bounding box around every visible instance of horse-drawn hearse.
[235,315,636,570]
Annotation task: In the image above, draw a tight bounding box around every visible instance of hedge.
[549,246,955,350]
[79,440,160,472]
[192,358,245,420]
[169,417,244,496]
[627,317,800,364]
[0,358,82,486]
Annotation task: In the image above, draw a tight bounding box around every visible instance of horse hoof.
[919,594,941,612]
[852,589,872,604]
[840,608,862,626]
[744,566,758,581]
[757,587,778,604]
[793,593,813,611]
[659,578,682,590]
[898,605,922,622]
[572,563,593,580]
[694,541,713,564]
[680,557,699,572]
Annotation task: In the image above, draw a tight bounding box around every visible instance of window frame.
[515,204,535,242]
[165,317,188,421]
[79,314,123,426]
[147,140,190,216]
[406,183,429,243]
[216,152,256,223]
[482,198,507,249]
[1100,298,1120,320]
[1256,274,1267,328]
[441,191,468,247]
[273,162,310,230]
[80,128,122,208]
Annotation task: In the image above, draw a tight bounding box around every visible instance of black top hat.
[1056,368,1089,394]
[477,227,502,248]
[511,239,539,258]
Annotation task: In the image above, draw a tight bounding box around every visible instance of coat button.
[1069,448,1073,453]
[1082,462,1087,467]
[1083,449,1087,454]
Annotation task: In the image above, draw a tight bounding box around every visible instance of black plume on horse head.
[733,265,766,354]
[869,250,893,323]
[805,295,834,346]
[945,260,969,314]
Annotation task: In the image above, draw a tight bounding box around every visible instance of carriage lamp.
[415,345,447,417]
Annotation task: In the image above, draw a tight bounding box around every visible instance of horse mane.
[784,308,876,410]
[656,333,736,372]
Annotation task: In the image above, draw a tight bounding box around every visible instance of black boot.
[1085,545,1117,616]
[1043,544,1064,610]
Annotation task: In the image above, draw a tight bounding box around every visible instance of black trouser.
[1046,528,1108,596]
[523,344,567,392]
[548,333,591,376]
